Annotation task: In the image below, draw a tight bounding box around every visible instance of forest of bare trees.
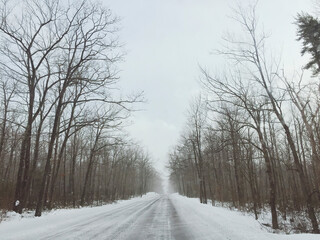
[168,3,320,233]
[0,0,161,217]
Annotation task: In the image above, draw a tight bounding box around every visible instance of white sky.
[105,0,313,176]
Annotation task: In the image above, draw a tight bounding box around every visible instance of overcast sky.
[105,0,313,176]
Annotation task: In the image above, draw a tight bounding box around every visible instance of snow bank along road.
[0,193,319,240]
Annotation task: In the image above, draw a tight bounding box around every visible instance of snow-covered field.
[0,193,319,240]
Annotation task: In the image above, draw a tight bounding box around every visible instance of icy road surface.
[0,193,319,240]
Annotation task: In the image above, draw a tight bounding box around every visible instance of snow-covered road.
[0,193,319,240]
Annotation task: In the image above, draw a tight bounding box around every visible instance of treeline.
[0,0,161,216]
[168,4,320,233]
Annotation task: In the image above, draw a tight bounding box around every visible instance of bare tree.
[0,0,153,218]
[187,95,208,204]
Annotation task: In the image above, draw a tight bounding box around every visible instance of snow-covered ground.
[0,193,319,240]
[170,194,319,240]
